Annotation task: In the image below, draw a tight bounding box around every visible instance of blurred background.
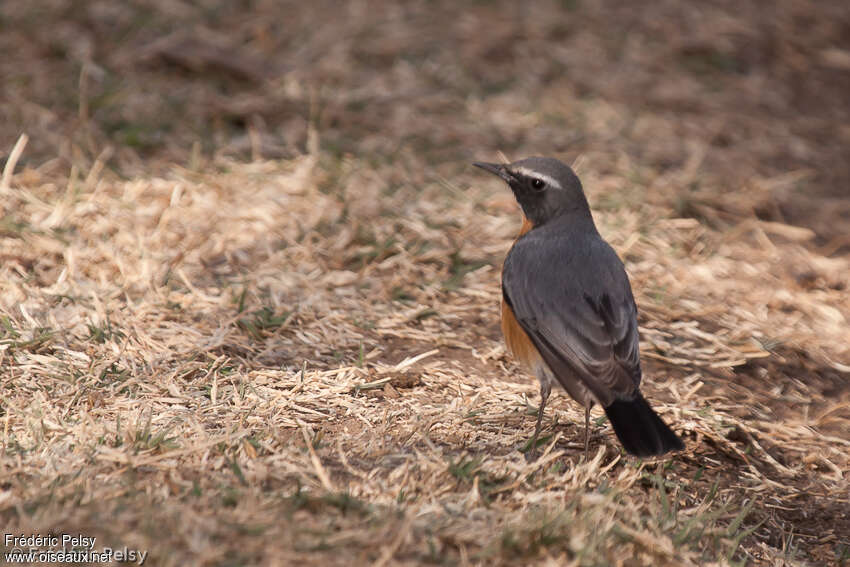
[2,3,850,565]
[2,0,849,248]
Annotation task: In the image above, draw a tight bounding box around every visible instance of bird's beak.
[473,161,514,183]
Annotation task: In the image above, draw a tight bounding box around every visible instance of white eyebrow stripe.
[510,166,562,190]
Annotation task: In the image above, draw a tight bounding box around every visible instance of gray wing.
[502,233,642,406]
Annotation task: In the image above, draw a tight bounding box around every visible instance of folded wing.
[502,233,642,407]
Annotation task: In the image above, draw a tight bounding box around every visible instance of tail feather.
[604,393,684,457]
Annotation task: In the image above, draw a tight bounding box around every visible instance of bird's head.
[473,157,590,227]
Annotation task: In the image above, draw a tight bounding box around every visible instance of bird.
[473,157,685,458]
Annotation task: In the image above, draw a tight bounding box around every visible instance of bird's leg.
[584,406,590,459]
[526,379,551,459]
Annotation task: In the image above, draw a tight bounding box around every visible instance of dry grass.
[1,1,849,565]
[1,132,848,565]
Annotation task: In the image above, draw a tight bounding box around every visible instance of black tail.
[604,393,684,457]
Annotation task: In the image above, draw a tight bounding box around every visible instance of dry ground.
[1,1,849,566]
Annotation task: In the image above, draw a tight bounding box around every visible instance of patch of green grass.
[755,336,783,352]
[236,306,291,340]
[497,508,577,560]
[678,47,746,77]
[643,472,762,565]
[132,427,178,452]
[2,435,27,457]
[448,455,483,482]
[463,409,483,421]
[117,412,179,453]
[346,228,401,270]
[220,485,241,508]
[443,250,488,291]
[485,469,762,565]
[284,485,372,518]
[647,284,672,306]
[447,455,508,504]
[105,119,171,151]
[391,286,415,302]
[229,456,247,486]
[322,492,371,516]
[87,317,125,344]
[0,319,54,354]
[96,362,132,390]
[351,317,375,330]
[520,433,553,453]
[0,316,20,339]
[0,217,35,237]
[229,522,269,536]
[244,436,261,452]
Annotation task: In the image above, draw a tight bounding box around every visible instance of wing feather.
[502,231,641,406]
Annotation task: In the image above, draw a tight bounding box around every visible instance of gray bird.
[474,157,684,457]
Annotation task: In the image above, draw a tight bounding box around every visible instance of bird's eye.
[531,178,545,190]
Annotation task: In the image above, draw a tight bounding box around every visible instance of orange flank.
[501,214,540,369]
[501,299,541,369]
